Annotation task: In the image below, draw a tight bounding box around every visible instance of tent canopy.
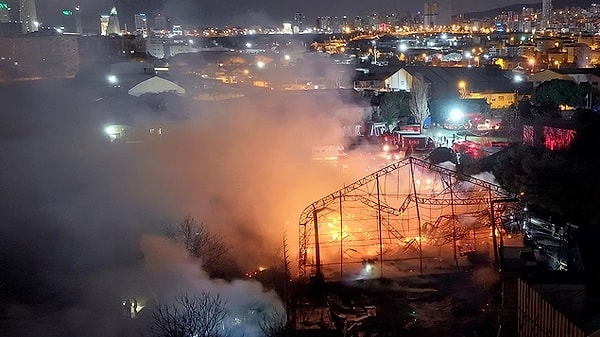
[128,76,186,97]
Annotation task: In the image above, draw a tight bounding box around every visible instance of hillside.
[464,0,593,19]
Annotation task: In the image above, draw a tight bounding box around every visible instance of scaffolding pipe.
[377,176,384,278]
[313,209,322,279]
[449,172,458,267]
[409,158,424,276]
[339,191,343,281]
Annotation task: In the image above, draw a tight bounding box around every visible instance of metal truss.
[298,156,519,280]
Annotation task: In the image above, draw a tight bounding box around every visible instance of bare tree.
[164,215,230,271]
[409,77,430,126]
[259,307,288,337]
[150,292,227,337]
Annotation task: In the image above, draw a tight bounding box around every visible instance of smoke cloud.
[139,234,286,337]
[0,73,363,336]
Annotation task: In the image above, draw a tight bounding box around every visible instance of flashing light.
[449,108,464,121]
[256,61,265,68]
[105,125,119,135]
[107,75,118,84]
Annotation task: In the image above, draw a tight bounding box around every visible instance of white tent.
[128,76,186,97]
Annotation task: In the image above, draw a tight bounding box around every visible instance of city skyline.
[32,0,544,32]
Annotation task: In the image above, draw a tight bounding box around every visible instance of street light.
[457,80,467,98]
[528,58,535,73]
[107,74,120,87]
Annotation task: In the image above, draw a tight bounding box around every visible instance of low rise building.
[0,33,79,80]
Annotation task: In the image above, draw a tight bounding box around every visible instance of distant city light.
[256,61,265,68]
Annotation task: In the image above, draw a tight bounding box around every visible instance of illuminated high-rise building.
[316,16,331,32]
[19,0,38,33]
[293,12,305,33]
[367,13,381,30]
[134,13,147,31]
[385,13,398,27]
[541,0,552,29]
[100,15,109,35]
[106,6,121,34]
[332,16,343,33]
[422,1,451,28]
[153,13,168,31]
[423,2,438,28]
[437,0,451,27]
[353,16,364,30]
[60,6,82,34]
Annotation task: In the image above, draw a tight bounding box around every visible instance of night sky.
[35,0,541,31]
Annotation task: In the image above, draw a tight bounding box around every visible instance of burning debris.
[292,290,378,337]
[246,266,268,278]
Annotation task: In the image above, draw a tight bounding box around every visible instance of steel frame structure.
[298,156,519,280]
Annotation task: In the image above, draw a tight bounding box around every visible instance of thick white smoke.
[139,234,286,337]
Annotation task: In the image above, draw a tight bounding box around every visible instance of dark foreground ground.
[290,264,500,337]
